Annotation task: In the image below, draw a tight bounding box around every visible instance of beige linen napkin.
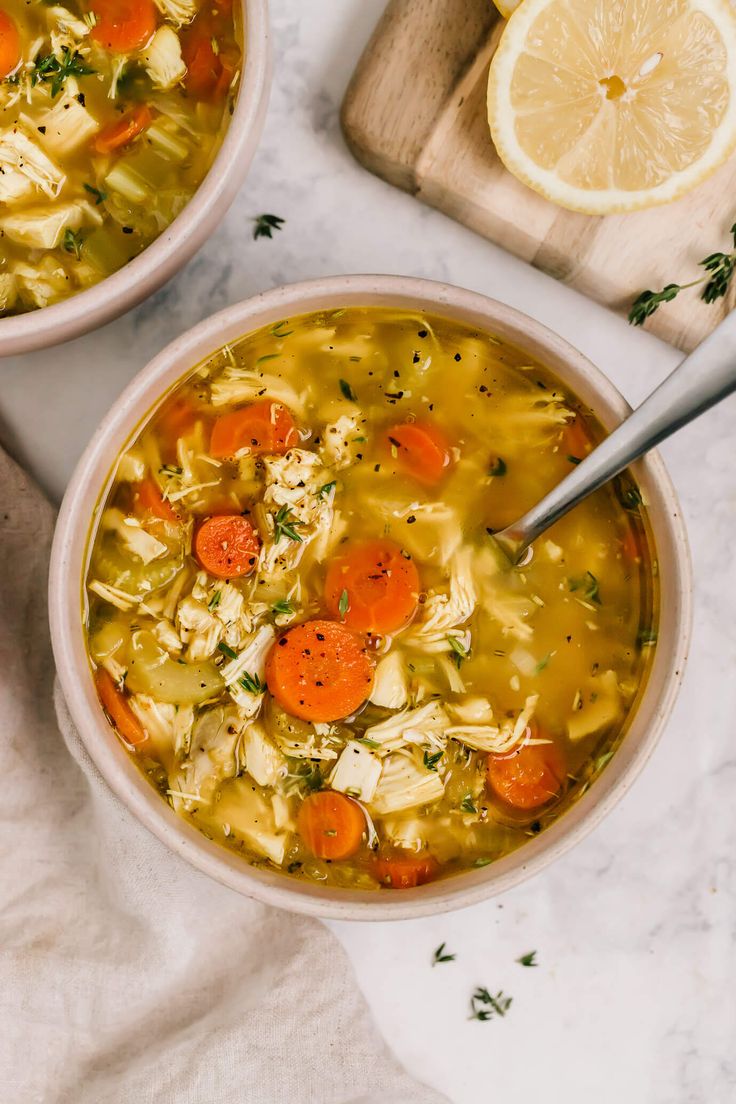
[0,447,447,1104]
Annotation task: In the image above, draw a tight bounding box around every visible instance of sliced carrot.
[563,415,593,462]
[194,515,261,579]
[297,791,365,860]
[0,11,20,80]
[133,477,178,522]
[487,730,565,811]
[210,401,298,459]
[90,0,157,53]
[95,668,147,749]
[154,395,210,463]
[384,421,452,485]
[620,524,641,563]
[324,539,419,634]
[266,619,374,723]
[181,26,233,101]
[373,851,440,889]
[94,104,153,155]
[133,477,179,523]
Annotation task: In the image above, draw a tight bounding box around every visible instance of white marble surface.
[2,2,735,1101]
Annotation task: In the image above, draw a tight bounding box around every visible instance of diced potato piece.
[242,723,287,788]
[28,90,100,158]
[567,670,622,742]
[329,741,382,802]
[369,650,409,710]
[214,779,290,865]
[143,26,186,90]
[0,199,101,251]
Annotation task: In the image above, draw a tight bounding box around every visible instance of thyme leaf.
[339,378,357,402]
[253,213,285,240]
[432,942,456,966]
[629,222,736,325]
[273,505,303,543]
[469,987,513,1021]
[423,749,443,772]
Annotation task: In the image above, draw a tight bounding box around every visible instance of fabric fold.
[0,446,446,1104]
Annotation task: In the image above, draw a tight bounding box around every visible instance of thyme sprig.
[273,505,303,543]
[629,222,736,325]
[432,942,456,966]
[253,213,285,240]
[33,47,95,97]
[469,987,513,1021]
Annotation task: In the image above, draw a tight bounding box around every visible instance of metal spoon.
[492,311,736,563]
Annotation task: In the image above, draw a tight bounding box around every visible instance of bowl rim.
[0,0,271,357]
[49,274,693,921]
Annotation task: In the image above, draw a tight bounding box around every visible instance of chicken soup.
[0,0,240,315]
[84,307,657,891]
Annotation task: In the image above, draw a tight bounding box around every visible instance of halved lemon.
[492,0,520,16]
[487,0,736,214]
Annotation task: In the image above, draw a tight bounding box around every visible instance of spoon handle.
[494,310,736,562]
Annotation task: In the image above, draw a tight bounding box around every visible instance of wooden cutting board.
[341,0,736,352]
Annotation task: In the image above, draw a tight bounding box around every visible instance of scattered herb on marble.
[629,222,736,325]
[432,942,456,966]
[253,213,285,240]
[469,987,512,1021]
[516,951,538,968]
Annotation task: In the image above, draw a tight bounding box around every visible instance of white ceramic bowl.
[49,275,692,920]
[0,0,271,357]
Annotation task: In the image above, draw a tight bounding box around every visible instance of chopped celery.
[146,119,190,162]
[104,163,151,205]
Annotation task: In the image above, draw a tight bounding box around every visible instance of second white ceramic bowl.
[49,275,692,920]
[0,0,271,357]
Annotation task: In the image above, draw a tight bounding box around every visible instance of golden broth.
[84,307,657,891]
[0,0,240,314]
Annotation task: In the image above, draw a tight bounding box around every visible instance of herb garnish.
[638,627,658,647]
[357,736,381,750]
[460,794,477,814]
[469,987,512,1021]
[252,213,285,240]
[33,47,95,97]
[339,378,357,402]
[533,652,553,675]
[208,590,222,611]
[432,942,456,966]
[489,457,507,477]
[62,228,83,260]
[338,588,349,618]
[84,183,107,206]
[516,951,538,968]
[318,480,336,499]
[569,571,601,605]
[629,222,736,325]
[448,635,469,669]
[423,749,443,771]
[217,641,238,660]
[273,505,303,543]
[272,598,294,616]
[270,320,293,338]
[238,672,265,695]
